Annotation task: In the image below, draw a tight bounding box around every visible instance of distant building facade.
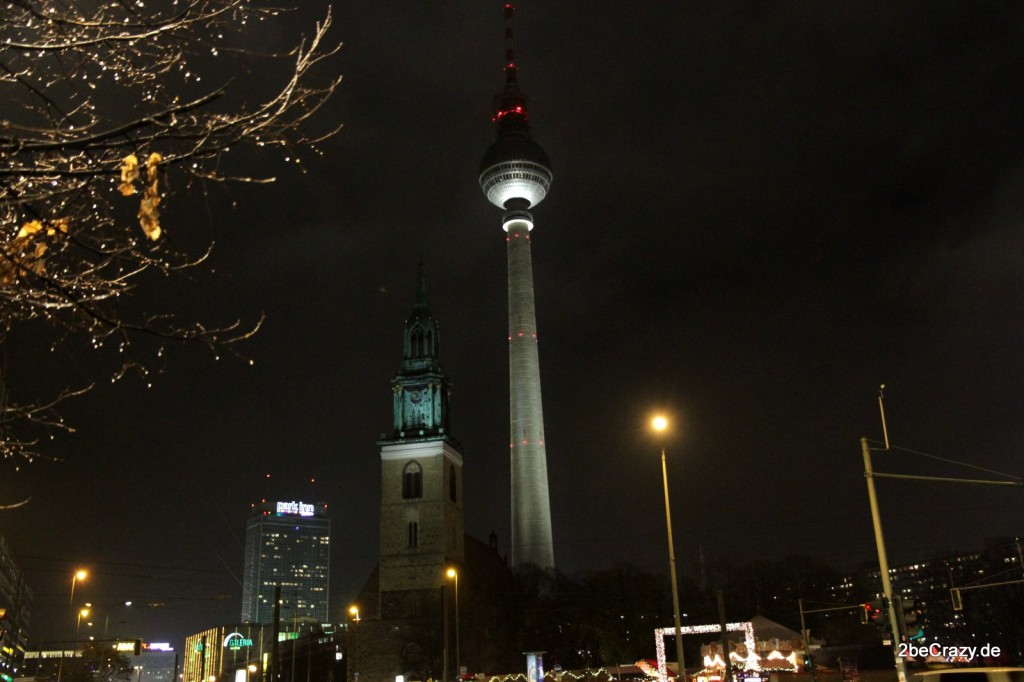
[23,641,175,682]
[133,644,178,682]
[829,536,1024,661]
[0,536,32,680]
[241,501,330,625]
[182,622,341,682]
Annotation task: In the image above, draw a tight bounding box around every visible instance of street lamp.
[348,606,360,682]
[652,415,686,682]
[77,608,90,633]
[58,569,88,682]
[70,570,87,609]
[446,568,460,681]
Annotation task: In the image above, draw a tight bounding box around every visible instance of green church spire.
[385,265,453,442]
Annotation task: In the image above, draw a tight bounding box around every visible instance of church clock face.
[406,387,427,426]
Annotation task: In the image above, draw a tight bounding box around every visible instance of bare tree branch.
[0,0,342,467]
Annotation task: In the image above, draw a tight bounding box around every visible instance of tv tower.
[479,2,554,569]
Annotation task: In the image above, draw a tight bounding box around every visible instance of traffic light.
[861,599,886,625]
[895,596,919,639]
[901,598,917,625]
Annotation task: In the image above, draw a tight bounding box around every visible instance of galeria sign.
[223,632,254,649]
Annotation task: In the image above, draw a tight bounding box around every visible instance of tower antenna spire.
[504,3,518,85]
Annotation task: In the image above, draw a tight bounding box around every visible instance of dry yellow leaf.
[119,154,140,196]
[17,220,42,240]
[138,153,163,240]
[146,152,163,175]
[139,193,161,240]
[4,218,67,283]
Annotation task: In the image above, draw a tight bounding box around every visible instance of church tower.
[378,267,464,618]
[479,3,555,569]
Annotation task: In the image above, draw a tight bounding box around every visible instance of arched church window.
[410,328,422,357]
[402,461,423,499]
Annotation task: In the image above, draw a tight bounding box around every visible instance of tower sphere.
[479,137,553,209]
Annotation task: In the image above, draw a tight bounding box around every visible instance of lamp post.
[58,569,88,682]
[76,608,90,640]
[348,605,360,682]
[446,568,460,681]
[652,415,686,682]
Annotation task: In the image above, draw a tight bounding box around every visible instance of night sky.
[3,0,1024,652]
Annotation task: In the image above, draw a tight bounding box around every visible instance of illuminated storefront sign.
[223,632,254,650]
[275,501,315,517]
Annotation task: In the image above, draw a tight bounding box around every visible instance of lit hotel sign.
[223,632,254,650]
[276,501,315,517]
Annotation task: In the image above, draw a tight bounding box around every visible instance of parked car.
[910,669,1024,682]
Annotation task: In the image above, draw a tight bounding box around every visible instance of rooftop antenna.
[504,3,518,85]
[877,384,891,449]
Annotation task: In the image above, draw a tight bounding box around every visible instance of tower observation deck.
[478,2,555,569]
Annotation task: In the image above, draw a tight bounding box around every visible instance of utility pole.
[798,598,816,682]
[860,388,1024,680]
[861,437,907,682]
[271,586,281,682]
[860,433,1023,682]
[716,591,732,682]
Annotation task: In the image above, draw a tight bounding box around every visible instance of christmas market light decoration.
[655,622,758,682]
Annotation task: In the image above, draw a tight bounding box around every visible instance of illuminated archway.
[653,622,757,682]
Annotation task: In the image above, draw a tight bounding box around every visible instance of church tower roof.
[399,263,442,375]
[382,265,455,444]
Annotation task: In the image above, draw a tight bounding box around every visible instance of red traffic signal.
[861,599,885,624]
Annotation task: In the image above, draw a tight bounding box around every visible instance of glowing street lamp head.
[446,567,457,579]
[74,569,88,582]
[651,415,668,433]
[348,605,360,622]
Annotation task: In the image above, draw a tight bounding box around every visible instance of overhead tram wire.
[886,444,1023,482]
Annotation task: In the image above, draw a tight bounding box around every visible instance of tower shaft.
[507,218,554,568]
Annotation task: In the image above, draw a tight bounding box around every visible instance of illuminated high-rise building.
[478,2,555,569]
[241,500,330,625]
[0,536,31,679]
